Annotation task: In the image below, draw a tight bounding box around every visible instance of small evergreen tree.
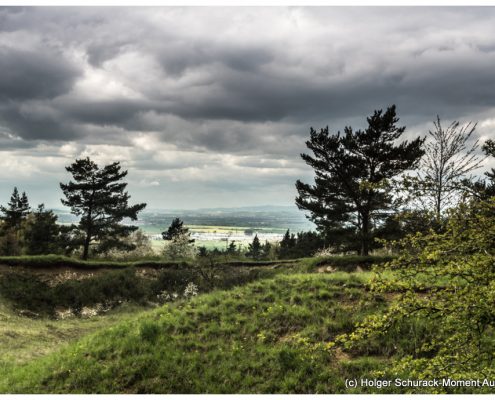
[278,229,296,259]
[0,187,30,255]
[262,240,272,259]
[278,230,325,259]
[246,234,261,260]
[162,218,194,242]
[198,246,208,257]
[226,240,237,255]
[1,187,30,231]
[24,204,61,255]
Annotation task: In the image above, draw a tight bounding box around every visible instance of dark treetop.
[296,105,425,256]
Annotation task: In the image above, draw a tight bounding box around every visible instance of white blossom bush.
[162,232,196,260]
[183,282,199,298]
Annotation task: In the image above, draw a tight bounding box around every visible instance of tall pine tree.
[296,105,424,255]
[60,157,146,260]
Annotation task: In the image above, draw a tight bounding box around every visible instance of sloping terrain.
[0,298,146,377]
[1,272,390,394]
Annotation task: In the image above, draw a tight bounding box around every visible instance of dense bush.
[0,272,54,315]
[151,267,198,294]
[53,269,150,314]
[0,268,149,316]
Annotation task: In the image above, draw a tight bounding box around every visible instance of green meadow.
[1,254,480,394]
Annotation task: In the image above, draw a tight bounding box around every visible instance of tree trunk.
[82,200,94,260]
[82,231,91,260]
[360,212,370,256]
[435,188,442,223]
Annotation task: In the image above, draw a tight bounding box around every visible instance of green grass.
[0,255,167,269]
[1,255,459,394]
[0,272,392,394]
[296,255,395,273]
[0,298,148,376]
[0,255,294,270]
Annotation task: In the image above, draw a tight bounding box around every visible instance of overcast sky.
[0,6,494,210]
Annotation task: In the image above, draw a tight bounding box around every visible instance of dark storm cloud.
[155,41,274,77]
[59,98,151,126]
[0,47,80,101]
[1,7,494,147]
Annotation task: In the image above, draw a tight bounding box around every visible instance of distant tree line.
[0,188,64,256]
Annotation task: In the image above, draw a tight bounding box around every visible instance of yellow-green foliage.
[341,198,495,391]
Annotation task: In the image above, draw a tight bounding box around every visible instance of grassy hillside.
[1,272,394,394]
[0,298,147,377]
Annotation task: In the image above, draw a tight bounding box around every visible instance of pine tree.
[278,229,295,259]
[227,240,237,255]
[262,240,272,259]
[24,204,61,255]
[162,218,194,243]
[60,157,146,260]
[296,105,424,255]
[246,234,261,260]
[198,246,208,257]
[1,187,30,231]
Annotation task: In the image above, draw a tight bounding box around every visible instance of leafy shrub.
[0,272,54,315]
[53,268,150,314]
[341,198,495,384]
[0,268,150,316]
[162,232,196,260]
[96,230,156,261]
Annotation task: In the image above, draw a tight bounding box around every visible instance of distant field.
[145,224,285,252]
[140,224,287,235]
[54,206,311,253]
[150,237,274,252]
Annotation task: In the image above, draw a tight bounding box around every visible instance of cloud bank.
[0,7,494,208]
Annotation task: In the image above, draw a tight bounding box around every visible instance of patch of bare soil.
[317,265,337,273]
